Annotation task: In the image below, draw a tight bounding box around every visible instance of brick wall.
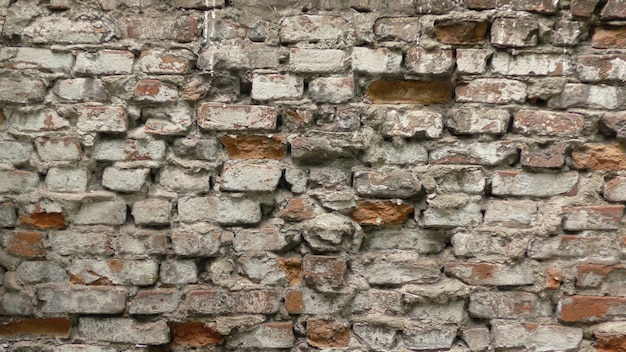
[1,0,625,350]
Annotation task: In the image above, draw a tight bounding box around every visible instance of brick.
[303,213,358,252]
[577,54,626,82]
[307,319,350,348]
[559,296,626,322]
[129,288,181,314]
[601,112,626,139]
[3,290,34,315]
[198,43,279,71]
[601,0,626,19]
[0,47,73,72]
[289,48,344,72]
[604,176,626,201]
[174,136,220,160]
[227,322,294,349]
[117,15,197,42]
[571,0,601,16]
[373,17,420,41]
[492,171,578,197]
[545,267,563,290]
[290,135,364,163]
[233,224,287,252]
[493,323,582,351]
[0,318,70,339]
[102,167,149,192]
[277,257,302,285]
[593,26,626,48]
[186,289,280,314]
[456,78,527,104]
[79,318,169,344]
[38,285,126,314]
[484,199,538,227]
[173,0,225,8]
[0,170,39,194]
[351,289,405,315]
[23,17,115,44]
[562,205,624,231]
[446,108,509,134]
[131,199,170,226]
[302,255,346,288]
[171,322,223,347]
[461,327,490,352]
[493,53,572,76]
[446,262,534,286]
[144,103,194,136]
[572,143,626,171]
[577,264,626,292]
[452,232,516,258]
[469,291,549,319]
[76,106,127,133]
[74,50,134,75]
[350,200,414,226]
[171,229,220,257]
[69,259,158,286]
[491,18,538,47]
[514,109,584,137]
[553,83,625,109]
[19,208,65,230]
[0,141,32,165]
[552,20,583,46]
[354,325,396,351]
[406,47,454,74]
[35,135,81,161]
[197,104,276,131]
[424,194,482,228]
[362,228,445,253]
[10,109,70,132]
[456,49,491,74]
[160,259,197,285]
[366,80,452,104]
[595,323,626,352]
[434,20,487,44]
[0,78,46,103]
[354,169,421,198]
[0,202,16,228]
[363,142,428,165]
[48,227,111,255]
[382,109,444,139]
[429,141,518,166]
[221,135,286,160]
[528,234,617,259]
[113,228,166,257]
[353,252,440,285]
[466,0,558,13]
[251,73,303,101]
[352,47,402,74]
[74,200,126,226]
[401,325,457,351]
[279,197,318,222]
[158,166,210,193]
[280,15,355,43]
[221,161,282,192]
[5,231,44,258]
[16,261,66,285]
[138,49,192,74]
[133,79,178,102]
[309,76,353,103]
[51,78,107,102]
[521,143,567,169]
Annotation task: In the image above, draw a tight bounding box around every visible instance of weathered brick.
[35,135,81,161]
[423,194,482,228]
[0,170,39,194]
[287,287,352,314]
[69,259,158,286]
[551,83,625,109]
[4,231,44,258]
[363,142,428,165]
[102,167,149,192]
[186,289,280,314]
[350,200,413,226]
[129,288,181,314]
[577,54,626,82]
[572,143,626,171]
[382,109,444,139]
[233,224,288,252]
[38,285,126,314]
[114,226,166,256]
[138,49,192,74]
[227,322,294,349]
[469,291,549,319]
[514,109,584,137]
[434,20,487,45]
[456,78,527,104]
[47,227,111,255]
[131,199,170,226]
[594,322,626,352]
[466,0,558,13]
[493,53,572,76]
[178,195,261,225]
[577,264,625,290]
[601,0,626,19]
[0,141,32,165]
[173,0,225,8]
[521,142,567,169]
[277,257,302,285]
[3,290,34,315]
[593,26,626,48]
[571,0,601,17]
[16,261,66,285]
[446,108,509,135]
[0,202,16,228]
[251,73,303,101]
[0,78,46,103]
[429,141,518,166]
[491,18,538,47]
[446,262,534,286]
[133,79,178,102]
[559,296,626,322]
[366,80,452,104]
[79,318,169,344]
[373,17,420,41]
[354,169,421,198]
[290,134,364,163]
[171,229,220,257]
[456,49,491,74]
[23,17,115,44]
[406,47,454,74]
[74,50,134,75]
[160,259,197,285]
[197,104,276,131]
[76,106,127,133]
[198,43,279,71]
[604,176,626,201]
[0,318,70,339]
[492,322,582,351]
[528,234,617,259]
[409,300,466,323]
[221,161,282,192]
[171,322,223,347]
[484,199,538,227]
[174,136,220,160]
[362,228,445,254]
[74,200,127,225]
[552,20,583,46]
[401,325,457,351]
[352,47,402,74]
[221,135,286,159]
[10,109,70,132]
[302,255,346,288]
[289,48,344,72]
[158,166,210,193]
[353,252,440,285]
[309,76,353,103]
[307,319,350,348]
[19,208,65,230]
[353,325,396,351]
[0,47,73,72]
[51,78,107,102]
[562,205,624,231]
[492,171,578,197]
[601,112,626,139]
[117,15,197,42]
[280,15,355,43]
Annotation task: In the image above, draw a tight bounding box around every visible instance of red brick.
[198,104,276,131]
[277,258,302,285]
[434,21,488,44]
[521,143,567,169]
[571,0,601,17]
[171,322,223,347]
[595,331,626,352]
[133,79,179,102]
[221,135,286,159]
[285,290,304,313]
[546,268,563,290]
[601,0,626,19]
[562,205,624,231]
[350,200,414,225]
[19,211,65,229]
[307,319,350,348]
[0,318,70,339]
[117,15,198,42]
[572,143,626,171]
[593,26,626,48]
[559,296,626,322]
[365,80,452,104]
[303,255,346,288]
[278,197,316,222]
[8,231,45,257]
[514,110,584,137]
[577,264,623,287]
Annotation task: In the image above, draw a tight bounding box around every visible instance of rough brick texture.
[0,0,624,350]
